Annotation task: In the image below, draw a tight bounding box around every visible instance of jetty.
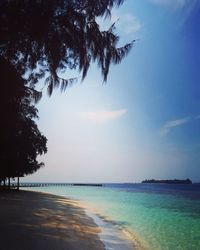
[10,182,103,188]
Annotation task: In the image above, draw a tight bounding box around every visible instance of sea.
[23,183,200,250]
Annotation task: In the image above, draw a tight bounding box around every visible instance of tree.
[0,1,133,185]
[0,58,47,189]
[0,0,134,96]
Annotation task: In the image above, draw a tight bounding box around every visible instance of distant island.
[141,179,192,184]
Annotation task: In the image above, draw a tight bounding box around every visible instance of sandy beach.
[0,190,104,250]
[0,190,137,250]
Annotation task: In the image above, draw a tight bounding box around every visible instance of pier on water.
[10,182,103,188]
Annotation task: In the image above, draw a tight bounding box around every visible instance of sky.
[24,0,200,183]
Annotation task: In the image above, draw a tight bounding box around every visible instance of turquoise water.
[23,184,200,250]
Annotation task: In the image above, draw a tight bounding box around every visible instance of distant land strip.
[141,179,192,184]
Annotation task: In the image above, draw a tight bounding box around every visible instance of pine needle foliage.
[0,0,134,96]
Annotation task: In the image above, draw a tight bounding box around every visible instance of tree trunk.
[17,176,19,190]
[3,178,6,188]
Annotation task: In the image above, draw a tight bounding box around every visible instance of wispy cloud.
[150,0,183,8]
[117,13,142,35]
[149,0,200,26]
[81,109,127,124]
[159,117,190,135]
[159,115,200,135]
[150,0,198,9]
[97,11,142,36]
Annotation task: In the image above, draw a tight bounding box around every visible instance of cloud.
[159,117,190,135]
[159,115,200,135]
[97,11,142,36]
[118,13,142,35]
[149,0,199,11]
[150,0,185,8]
[81,109,127,123]
[149,0,200,25]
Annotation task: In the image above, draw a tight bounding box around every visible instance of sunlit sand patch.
[0,190,105,250]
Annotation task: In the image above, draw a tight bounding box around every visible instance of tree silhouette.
[0,1,133,185]
[0,0,134,96]
[0,58,47,189]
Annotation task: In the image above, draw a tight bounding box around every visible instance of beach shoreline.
[0,189,137,250]
[24,188,142,249]
[78,200,144,250]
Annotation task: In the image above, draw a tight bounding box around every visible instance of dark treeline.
[0,58,47,189]
[141,179,192,184]
[0,0,132,189]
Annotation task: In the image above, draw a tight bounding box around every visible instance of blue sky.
[24,0,200,183]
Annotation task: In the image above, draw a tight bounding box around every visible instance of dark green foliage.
[0,0,133,96]
[0,58,47,182]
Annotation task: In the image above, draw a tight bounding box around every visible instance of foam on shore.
[86,209,138,250]
[82,203,146,250]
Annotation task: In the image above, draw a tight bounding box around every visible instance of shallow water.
[23,183,200,250]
